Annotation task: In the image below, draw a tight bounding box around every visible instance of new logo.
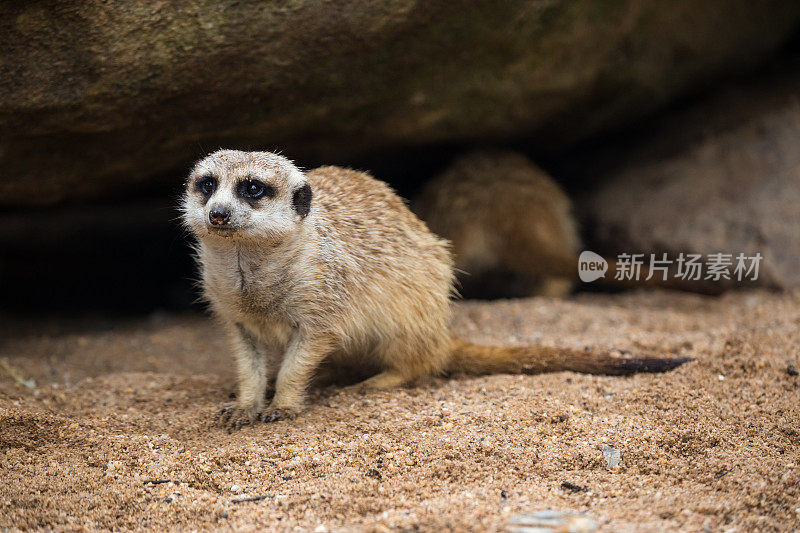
[578,251,608,282]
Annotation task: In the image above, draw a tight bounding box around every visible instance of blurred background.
[2,1,800,316]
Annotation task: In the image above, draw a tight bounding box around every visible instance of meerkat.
[414,150,722,298]
[413,150,580,299]
[181,150,689,429]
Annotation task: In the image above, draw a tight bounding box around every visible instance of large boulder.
[584,67,800,289]
[2,1,799,206]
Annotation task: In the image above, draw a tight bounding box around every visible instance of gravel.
[1,289,798,530]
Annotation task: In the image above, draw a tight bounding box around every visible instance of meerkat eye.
[196,176,217,197]
[238,180,275,200]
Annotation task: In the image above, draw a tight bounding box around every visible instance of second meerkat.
[182,150,688,429]
[414,150,580,299]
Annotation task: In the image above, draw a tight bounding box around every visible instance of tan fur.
[413,150,579,298]
[182,150,688,429]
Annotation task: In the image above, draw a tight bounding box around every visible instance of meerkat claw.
[216,406,232,425]
[261,407,298,423]
[215,403,259,431]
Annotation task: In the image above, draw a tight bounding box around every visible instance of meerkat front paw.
[260,405,300,423]
[216,403,261,432]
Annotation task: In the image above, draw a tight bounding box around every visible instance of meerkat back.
[302,165,455,355]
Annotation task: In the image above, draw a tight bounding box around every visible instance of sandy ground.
[1,289,799,532]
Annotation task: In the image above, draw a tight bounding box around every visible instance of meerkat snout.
[208,206,231,226]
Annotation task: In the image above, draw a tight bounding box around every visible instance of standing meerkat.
[182,150,689,429]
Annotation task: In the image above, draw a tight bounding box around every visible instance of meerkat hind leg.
[349,369,408,391]
[345,340,431,391]
[536,277,574,298]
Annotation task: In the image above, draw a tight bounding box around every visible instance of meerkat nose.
[209,207,231,225]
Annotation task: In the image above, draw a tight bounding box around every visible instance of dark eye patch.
[195,175,217,197]
[237,179,275,201]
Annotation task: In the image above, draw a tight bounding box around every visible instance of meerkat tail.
[447,338,691,376]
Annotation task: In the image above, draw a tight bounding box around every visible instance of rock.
[560,481,586,493]
[2,1,799,206]
[508,511,598,533]
[584,66,800,289]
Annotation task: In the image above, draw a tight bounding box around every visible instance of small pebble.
[230,484,241,493]
[603,446,621,468]
[787,364,798,376]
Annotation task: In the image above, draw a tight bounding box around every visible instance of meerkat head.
[181,150,313,243]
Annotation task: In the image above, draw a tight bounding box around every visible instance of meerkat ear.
[292,183,312,218]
